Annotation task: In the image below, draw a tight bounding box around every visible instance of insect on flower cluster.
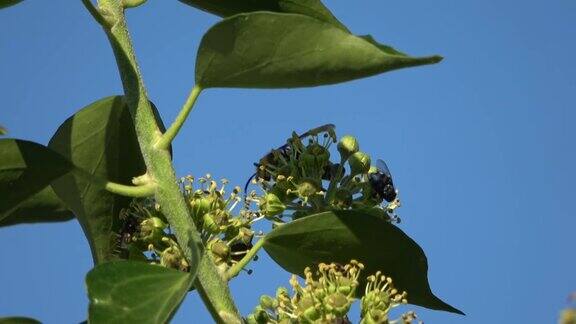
[245,124,403,224]
[115,174,262,275]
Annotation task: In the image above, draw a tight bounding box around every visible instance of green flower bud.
[302,308,320,322]
[245,314,258,324]
[296,296,320,321]
[138,217,166,243]
[276,287,290,299]
[338,135,359,160]
[160,246,186,271]
[325,292,352,317]
[209,240,230,261]
[331,188,352,208]
[300,143,330,178]
[259,295,276,309]
[252,305,270,323]
[295,178,322,199]
[238,227,255,245]
[189,194,214,219]
[260,193,286,217]
[202,210,229,234]
[363,309,388,324]
[348,151,371,175]
[335,276,355,296]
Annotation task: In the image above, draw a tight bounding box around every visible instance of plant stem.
[92,1,241,321]
[196,251,243,324]
[155,85,202,150]
[226,238,265,280]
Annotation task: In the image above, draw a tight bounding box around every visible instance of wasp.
[368,159,397,203]
[244,124,336,194]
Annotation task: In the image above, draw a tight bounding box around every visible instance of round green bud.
[160,247,182,270]
[338,135,359,160]
[260,193,286,217]
[302,307,321,322]
[189,195,212,219]
[138,218,165,243]
[202,210,229,234]
[276,287,290,299]
[305,143,330,162]
[348,151,371,175]
[296,178,322,199]
[209,240,230,261]
[253,305,270,323]
[331,188,353,209]
[259,295,276,309]
[335,276,355,296]
[245,314,258,324]
[238,227,255,245]
[325,292,352,317]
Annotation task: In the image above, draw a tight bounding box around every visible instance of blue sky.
[1,0,575,323]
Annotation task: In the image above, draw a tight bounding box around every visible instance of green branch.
[92,0,241,322]
[155,85,203,150]
[122,0,147,8]
[104,181,156,198]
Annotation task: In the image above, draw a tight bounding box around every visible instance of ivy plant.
[0,0,463,323]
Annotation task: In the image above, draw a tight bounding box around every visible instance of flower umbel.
[246,125,402,224]
[247,261,363,324]
[115,175,262,275]
[247,261,420,324]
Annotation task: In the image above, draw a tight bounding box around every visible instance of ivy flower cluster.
[114,199,191,271]
[182,174,257,273]
[247,261,419,324]
[115,174,260,274]
[245,125,402,223]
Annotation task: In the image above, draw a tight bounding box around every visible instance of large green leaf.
[0,125,6,135]
[0,0,23,10]
[48,96,165,264]
[263,210,463,314]
[0,317,40,324]
[0,139,74,224]
[86,261,193,324]
[196,12,442,89]
[0,186,73,227]
[179,0,347,30]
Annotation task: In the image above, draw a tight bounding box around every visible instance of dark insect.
[368,159,397,202]
[119,215,140,246]
[230,241,253,263]
[244,124,336,194]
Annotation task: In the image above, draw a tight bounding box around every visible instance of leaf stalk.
[155,85,203,150]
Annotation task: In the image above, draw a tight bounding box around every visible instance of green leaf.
[86,261,193,324]
[196,12,442,89]
[263,210,463,314]
[0,139,74,224]
[48,96,165,264]
[179,0,347,30]
[0,125,6,135]
[0,317,40,324]
[0,0,23,10]
[0,186,73,227]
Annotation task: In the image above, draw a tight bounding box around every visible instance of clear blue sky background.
[1,0,575,323]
